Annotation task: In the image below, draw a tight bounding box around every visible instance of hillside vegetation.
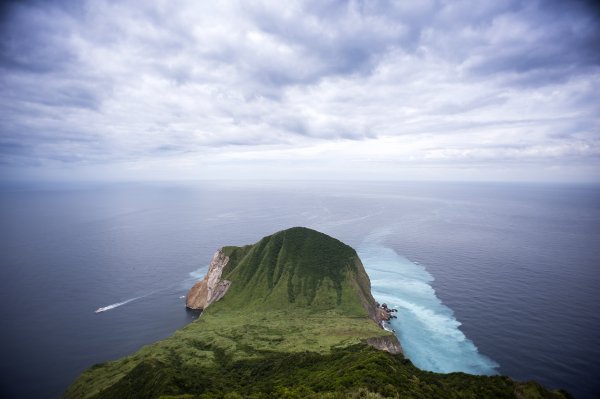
[64,227,570,399]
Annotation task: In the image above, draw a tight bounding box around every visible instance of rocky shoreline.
[375,302,397,330]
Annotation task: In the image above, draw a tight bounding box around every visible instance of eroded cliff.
[185,249,231,310]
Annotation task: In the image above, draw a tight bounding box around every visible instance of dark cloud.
[0,140,28,157]
[461,0,600,83]
[242,1,439,86]
[0,0,88,73]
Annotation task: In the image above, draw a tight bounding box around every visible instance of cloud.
[0,0,598,182]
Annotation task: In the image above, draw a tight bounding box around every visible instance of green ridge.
[64,227,570,399]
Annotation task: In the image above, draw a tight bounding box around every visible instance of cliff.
[366,336,402,355]
[185,250,231,310]
[64,227,569,399]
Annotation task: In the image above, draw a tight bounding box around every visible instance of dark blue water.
[1,181,598,398]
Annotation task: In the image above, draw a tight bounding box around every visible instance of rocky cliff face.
[366,336,403,355]
[186,250,231,310]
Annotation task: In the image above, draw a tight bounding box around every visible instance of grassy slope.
[64,228,570,399]
[218,227,377,316]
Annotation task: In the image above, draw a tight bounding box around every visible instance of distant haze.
[1,0,599,182]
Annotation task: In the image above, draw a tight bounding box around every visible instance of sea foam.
[359,231,499,375]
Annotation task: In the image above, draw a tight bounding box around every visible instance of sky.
[0,0,599,183]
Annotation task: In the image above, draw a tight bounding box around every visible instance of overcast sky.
[1,0,599,182]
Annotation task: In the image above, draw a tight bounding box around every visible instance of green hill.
[218,227,378,316]
[64,227,569,399]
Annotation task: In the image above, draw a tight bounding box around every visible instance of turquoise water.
[359,230,499,375]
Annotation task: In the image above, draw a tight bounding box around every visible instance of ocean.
[1,181,598,398]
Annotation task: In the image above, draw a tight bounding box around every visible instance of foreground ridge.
[64,227,570,399]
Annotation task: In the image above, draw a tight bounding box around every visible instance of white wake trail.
[94,297,141,313]
[95,274,198,314]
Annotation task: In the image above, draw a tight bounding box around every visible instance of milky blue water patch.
[187,267,208,283]
[358,232,499,375]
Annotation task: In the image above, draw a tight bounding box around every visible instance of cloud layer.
[1,0,599,181]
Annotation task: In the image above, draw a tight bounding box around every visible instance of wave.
[359,230,499,375]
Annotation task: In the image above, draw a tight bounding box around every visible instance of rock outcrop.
[366,336,403,355]
[186,249,231,310]
[374,302,397,321]
[370,302,402,353]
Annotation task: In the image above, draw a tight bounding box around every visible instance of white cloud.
[0,0,598,182]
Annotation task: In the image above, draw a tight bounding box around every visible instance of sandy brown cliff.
[186,249,231,310]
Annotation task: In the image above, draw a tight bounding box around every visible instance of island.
[64,227,569,398]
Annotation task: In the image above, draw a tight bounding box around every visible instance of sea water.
[359,230,499,375]
[0,181,598,398]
